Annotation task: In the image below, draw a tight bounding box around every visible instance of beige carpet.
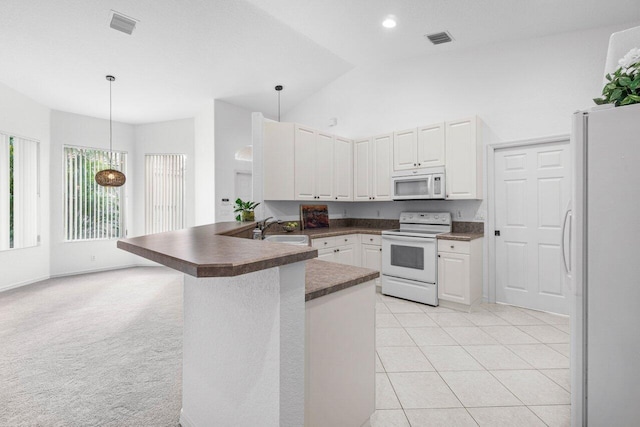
[0,267,183,427]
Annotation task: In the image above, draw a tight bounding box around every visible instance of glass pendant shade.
[95,168,126,187]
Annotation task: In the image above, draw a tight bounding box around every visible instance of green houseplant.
[594,47,640,107]
[234,198,260,222]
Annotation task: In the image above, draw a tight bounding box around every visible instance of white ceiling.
[0,0,638,124]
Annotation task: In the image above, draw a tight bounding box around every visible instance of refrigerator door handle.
[561,206,572,274]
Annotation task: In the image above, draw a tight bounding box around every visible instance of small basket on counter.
[282,222,299,232]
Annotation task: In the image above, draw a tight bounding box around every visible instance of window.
[64,146,126,241]
[145,154,186,234]
[0,133,39,250]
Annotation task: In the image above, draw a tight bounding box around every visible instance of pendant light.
[95,75,126,187]
[275,85,283,122]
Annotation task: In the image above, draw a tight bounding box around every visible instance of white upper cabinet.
[315,132,335,200]
[417,123,445,168]
[353,138,371,202]
[263,121,295,200]
[393,123,445,172]
[393,128,418,171]
[334,136,353,201]
[294,125,336,201]
[353,134,392,201]
[445,116,483,200]
[371,134,393,200]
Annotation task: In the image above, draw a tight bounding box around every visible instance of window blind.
[145,154,186,234]
[64,146,125,241]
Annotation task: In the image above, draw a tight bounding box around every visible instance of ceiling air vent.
[425,31,454,45]
[110,11,137,35]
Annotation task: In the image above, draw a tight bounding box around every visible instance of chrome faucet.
[257,217,281,239]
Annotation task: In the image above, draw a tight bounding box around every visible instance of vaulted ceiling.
[1,0,638,124]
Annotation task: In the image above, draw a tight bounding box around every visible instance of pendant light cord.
[278,90,281,122]
[109,78,113,169]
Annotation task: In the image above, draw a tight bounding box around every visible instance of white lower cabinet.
[312,235,359,266]
[437,238,483,308]
[311,234,382,282]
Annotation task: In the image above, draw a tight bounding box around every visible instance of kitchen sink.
[263,234,309,246]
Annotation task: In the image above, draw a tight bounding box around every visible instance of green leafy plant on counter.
[234,198,260,222]
[594,47,640,107]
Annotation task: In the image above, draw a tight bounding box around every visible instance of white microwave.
[391,166,445,200]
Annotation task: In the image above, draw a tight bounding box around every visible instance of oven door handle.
[382,235,435,244]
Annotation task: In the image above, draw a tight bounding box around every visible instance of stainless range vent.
[110,11,137,35]
[425,31,453,45]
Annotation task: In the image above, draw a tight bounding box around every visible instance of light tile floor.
[372,292,570,427]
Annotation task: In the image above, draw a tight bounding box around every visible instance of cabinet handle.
[413,163,417,166]
[336,248,340,252]
[450,245,454,249]
[418,163,421,166]
[335,197,338,200]
[438,254,441,257]
[379,248,382,252]
[370,238,373,241]
[344,238,348,242]
[324,242,328,245]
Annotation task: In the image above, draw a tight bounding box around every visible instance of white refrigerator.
[569,102,640,426]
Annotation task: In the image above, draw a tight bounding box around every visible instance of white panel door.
[294,125,316,200]
[417,123,445,168]
[494,141,571,314]
[315,132,335,200]
[336,244,357,266]
[334,136,353,201]
[393,128,417,171]
[372,133,392,200]
[353,138,371,201]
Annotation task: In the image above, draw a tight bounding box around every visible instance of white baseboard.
[0,275,50,293]
[49,263,160,279]
[0,264,166,294]
[179,408,195,427]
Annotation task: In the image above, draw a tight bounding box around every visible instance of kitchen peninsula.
[117,221,378,427]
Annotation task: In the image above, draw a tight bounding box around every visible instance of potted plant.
[594,47,640,107]
[234,198,260,222]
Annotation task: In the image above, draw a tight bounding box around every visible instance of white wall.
[133,118,195,236]
[0,82,51,291]
[194,102,216,225]
[214,100,254,222]
[49,110,137,277]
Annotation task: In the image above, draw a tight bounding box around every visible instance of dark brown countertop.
[118,222,317,277]
[437,232,484,241]
[267,226,389,240]
[305,259,379,301]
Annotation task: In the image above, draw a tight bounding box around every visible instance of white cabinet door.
[361,244,382,271]
[317,247,336,262]
[372,133,392,201]
[445,117,481,200]
[353,138,371,201]
[295,125,317,200]
[263,122,295,200]
[334,136,353,201]
[393,128,418,171]
[335,243,357,266]
[438,252,470,304]
[417,123,445,168]
[316,132,335,200]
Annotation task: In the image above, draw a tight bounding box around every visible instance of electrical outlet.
[377,210,380,218]
[90,255,96,262]
[456,210,462,219]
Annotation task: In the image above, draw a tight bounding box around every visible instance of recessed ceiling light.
[382,16,397,29]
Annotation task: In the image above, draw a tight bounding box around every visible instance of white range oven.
[381,212,451,306]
